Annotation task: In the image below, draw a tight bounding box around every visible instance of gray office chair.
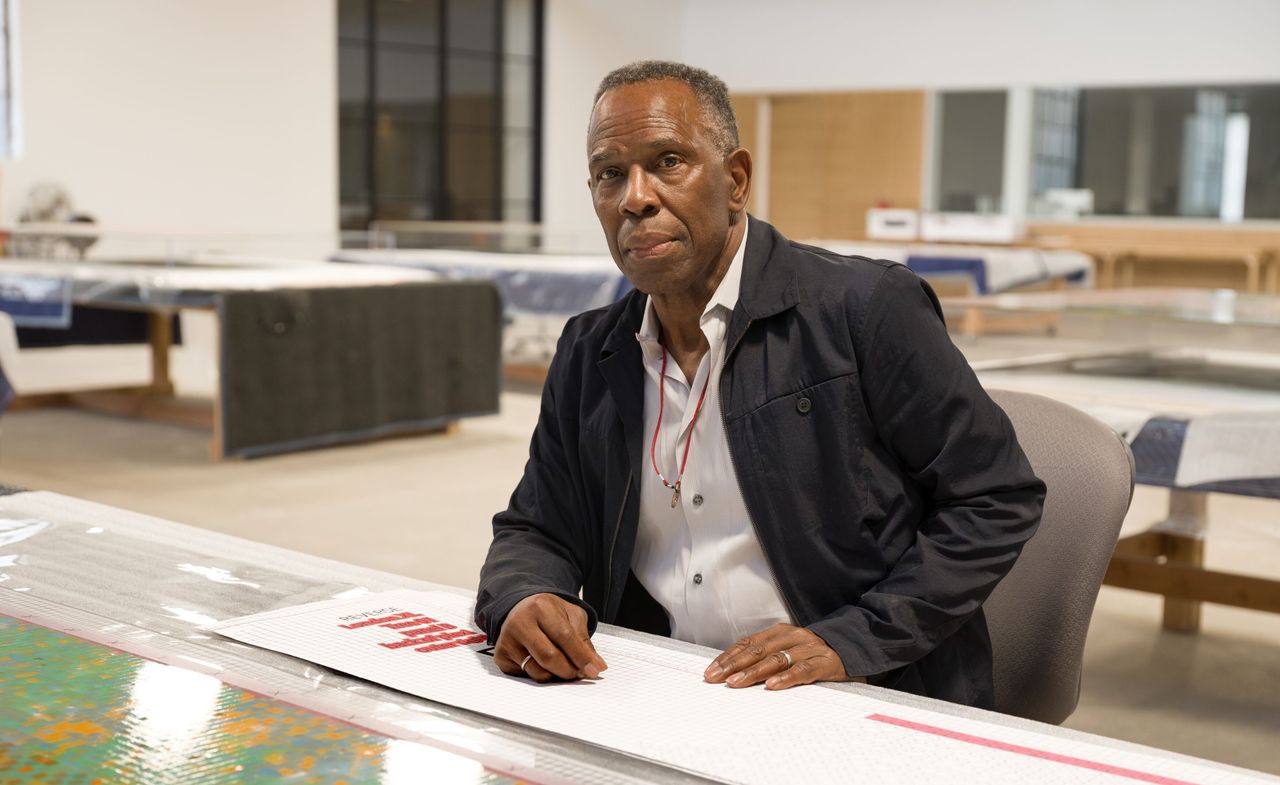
[983,389,1135,725]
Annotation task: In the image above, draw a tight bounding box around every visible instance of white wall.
[678,0,1280,93]
[540,0,683,242]
[4,0,337,235]
[18,2,1269,239]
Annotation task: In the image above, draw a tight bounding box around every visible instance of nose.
[620,164,659,217]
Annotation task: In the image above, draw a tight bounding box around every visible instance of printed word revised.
[337,610,487,654]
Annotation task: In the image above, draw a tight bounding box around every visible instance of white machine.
[919,212,1025,244]
[865,208,920,241]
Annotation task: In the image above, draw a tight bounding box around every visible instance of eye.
[658,155,681,168]
[597,167,622,182]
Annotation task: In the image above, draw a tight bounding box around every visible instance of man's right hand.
[494,593,608,682]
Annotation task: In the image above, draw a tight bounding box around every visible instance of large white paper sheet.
[0,258,437,295]
[811,241,1094,293]
[214,590,1267,785]
[1176,410,1280,487]
[975,371,1280,419]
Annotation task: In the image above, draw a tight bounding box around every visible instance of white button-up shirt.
[631,218,793,650]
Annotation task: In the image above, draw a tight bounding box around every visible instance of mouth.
[624,237,678,259]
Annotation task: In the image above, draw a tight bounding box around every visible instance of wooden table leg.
[1105,489,1280,629]
[1156,490,1208,633]
[209,307,224,462]
[147,311,176,396]
[1119,253,1137,288]
[1244,253,1260,293]
[1098,252,1116,289]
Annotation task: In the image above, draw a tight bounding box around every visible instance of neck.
[650,217,746,362]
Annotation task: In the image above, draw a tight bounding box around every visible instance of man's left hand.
[702,624,868,691]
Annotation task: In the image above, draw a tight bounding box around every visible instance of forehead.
[587,80,712,156]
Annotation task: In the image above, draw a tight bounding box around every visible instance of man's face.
[586,80,747,296]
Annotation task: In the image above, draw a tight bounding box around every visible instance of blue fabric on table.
[904,256,988,294]
[1131,417,1280,499]
[333,256,632,317]
[455,267,631,315]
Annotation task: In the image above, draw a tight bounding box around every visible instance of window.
[933,83,1280,221]
[1031,88,1079,197]
[338,0,541,229]
[0,0,21,159]
[1073,84,1279,220]
[935,91,1006,213]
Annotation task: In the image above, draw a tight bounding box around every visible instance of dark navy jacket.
[476,218,1045,707]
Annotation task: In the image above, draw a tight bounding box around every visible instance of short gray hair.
[593,60,740,154]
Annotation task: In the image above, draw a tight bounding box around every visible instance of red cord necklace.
[650,347,713,508]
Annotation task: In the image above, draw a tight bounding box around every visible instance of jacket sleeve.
[473,327,598,643]
[807,263,1046,679]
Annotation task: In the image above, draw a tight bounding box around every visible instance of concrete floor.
[1,322,1278,775]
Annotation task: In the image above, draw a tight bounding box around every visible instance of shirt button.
[692,493,704,507]
[797,396,812,414]
[693,573,703,585]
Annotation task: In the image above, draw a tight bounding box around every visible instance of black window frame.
[340,0,543,227]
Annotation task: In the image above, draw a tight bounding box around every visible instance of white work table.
[0,488,1274,784]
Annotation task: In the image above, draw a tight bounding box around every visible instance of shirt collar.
[637,215,749,345]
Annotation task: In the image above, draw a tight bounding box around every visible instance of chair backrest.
[0,311,20,371]
[984,389,1135,725]
[0,311,20,405]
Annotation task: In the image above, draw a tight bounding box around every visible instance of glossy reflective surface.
[0,616,521,785]
[949,287,1280,328]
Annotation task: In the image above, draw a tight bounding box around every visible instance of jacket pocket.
[741,373,869,538]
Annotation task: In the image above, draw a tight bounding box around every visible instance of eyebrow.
[589,136,687,165]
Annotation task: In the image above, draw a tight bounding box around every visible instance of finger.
[492,632,530,676]
[493,595,546,676]
[705,626,804,683]
[726,648,794,689]
[494,648,525,677]
[764,647,841,691]
[563,603,608,673]
[522,627,581,680]
[703,626,790,683]
[522,656,555,683]
[541,607,607,678]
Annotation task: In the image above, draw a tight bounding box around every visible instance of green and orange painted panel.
[0,616,522,785]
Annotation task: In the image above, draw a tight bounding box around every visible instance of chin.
[621,271,662,296]
[621,247,699,293]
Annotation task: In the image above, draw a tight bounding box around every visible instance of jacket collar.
[725,217,798,353]
[596,297,645,476]
[736,215,800,322]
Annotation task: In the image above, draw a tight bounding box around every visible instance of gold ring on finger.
[780,649,793,668]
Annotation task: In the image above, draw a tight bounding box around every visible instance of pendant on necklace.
[671,487,680,508]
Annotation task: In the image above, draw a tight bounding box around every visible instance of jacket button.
[693,573,703,585]
[692,493,704,507]
[797,396,812,414]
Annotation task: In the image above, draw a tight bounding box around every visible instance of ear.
[725,147,752,213]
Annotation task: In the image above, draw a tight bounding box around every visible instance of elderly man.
[475,61,1045,707]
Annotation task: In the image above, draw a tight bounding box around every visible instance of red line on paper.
[865,714,1201,785]
[396,623,454,638]
[383,616,439,630]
